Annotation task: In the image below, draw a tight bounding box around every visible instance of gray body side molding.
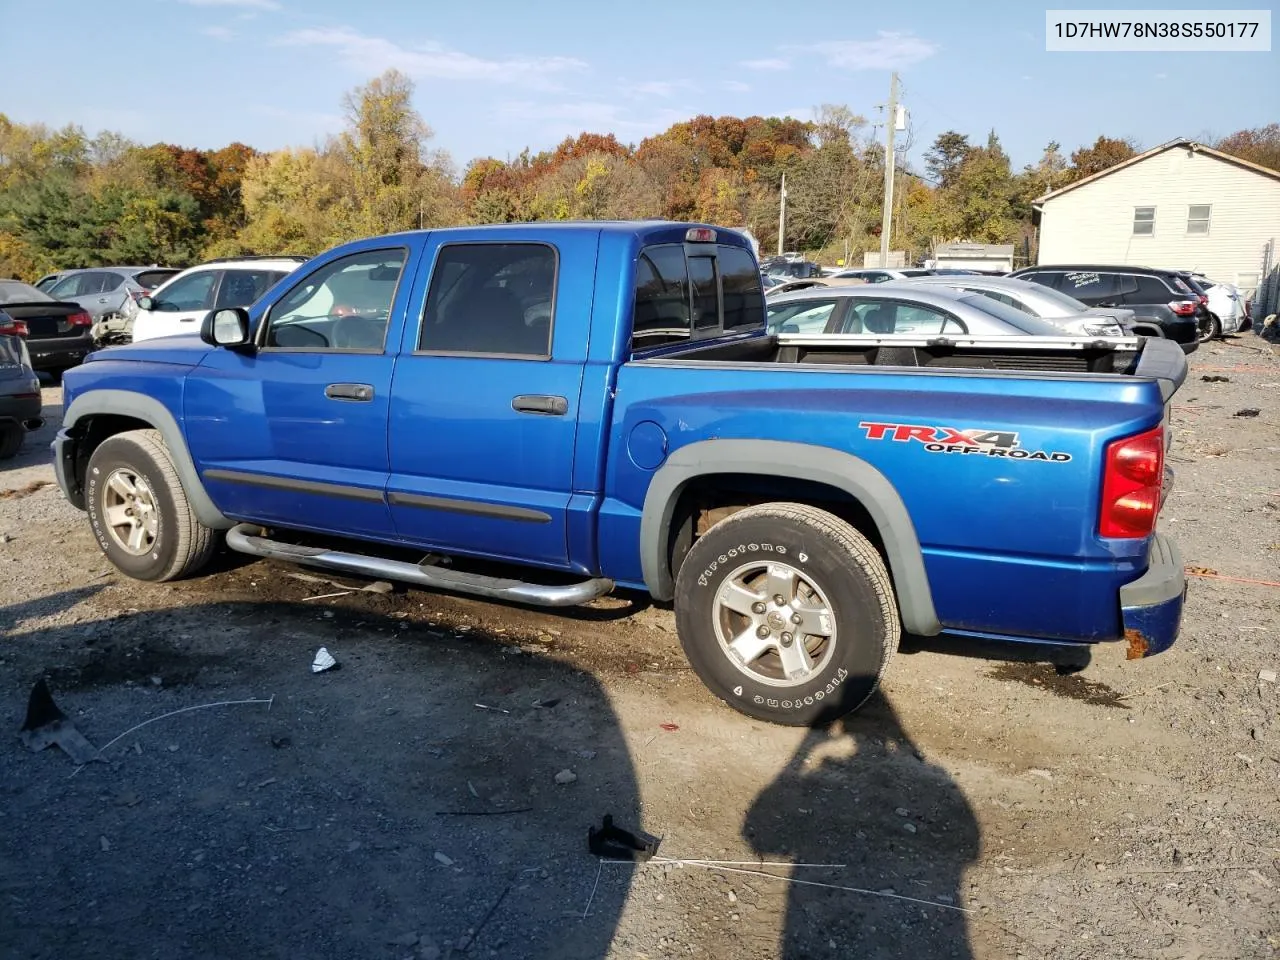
[639,439,941,636]
[63,389,233,530]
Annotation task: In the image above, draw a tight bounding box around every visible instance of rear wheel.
[0,422,22,460]
[674,502,899,726]
[85,429,217,581]
[1198,313,1221,342]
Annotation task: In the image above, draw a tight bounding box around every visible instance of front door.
[185,245,414,539]
[386,234,592,569]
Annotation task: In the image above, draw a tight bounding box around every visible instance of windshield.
[957,294,1068,335]
[0,280,53,304]
[1019,283,1089,316]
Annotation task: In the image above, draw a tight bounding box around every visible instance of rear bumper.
[27,334,92,371]
[1119,533,1186,659]
[0,393,43,424]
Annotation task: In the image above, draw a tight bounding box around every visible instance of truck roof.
[377,220,754,246]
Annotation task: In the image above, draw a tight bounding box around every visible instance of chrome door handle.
[325,382,375,402]
[511,394,567,416]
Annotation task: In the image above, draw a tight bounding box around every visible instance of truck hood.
[83,334,215,368]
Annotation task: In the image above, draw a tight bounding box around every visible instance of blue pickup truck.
[53,222,1188,725]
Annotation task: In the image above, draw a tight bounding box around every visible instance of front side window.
[632,245,691,352]
[767,299,838,334]
[1133,206,1155,236]
[419,243,555,357]
[265,249,405,351]
[152,270,218,312]
[1187,204,1211,235]
[49,273,103,298]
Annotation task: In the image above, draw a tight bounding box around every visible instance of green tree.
[924,131,972,187]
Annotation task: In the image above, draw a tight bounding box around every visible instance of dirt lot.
[2,338,1278,960]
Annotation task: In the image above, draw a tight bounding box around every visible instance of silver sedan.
[899,274,1135,336]
[765,282,1075,338]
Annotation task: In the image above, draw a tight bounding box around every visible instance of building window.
[1187,204,1211,235]
[1132,206,1155,236]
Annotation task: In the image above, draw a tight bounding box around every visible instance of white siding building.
[1033,139,1279,296]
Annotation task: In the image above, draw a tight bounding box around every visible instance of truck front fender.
[60,389,232,530]
[639,439,940,636]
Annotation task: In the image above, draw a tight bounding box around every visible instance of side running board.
[225,524,615,608]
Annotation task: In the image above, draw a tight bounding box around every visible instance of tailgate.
[3,301,84,339]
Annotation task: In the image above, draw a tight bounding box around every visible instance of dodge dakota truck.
[53,222,1188,726]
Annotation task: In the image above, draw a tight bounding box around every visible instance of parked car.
[0,279,94,373]
[0,310,44,459]
[765,282,1078,337]
[765,277,869,296]
[1009,265,1204,351]
[130,256,306,342]
[899,275,1134,337]
[34,266,181,323]
[56,222,1187,727]
[1185,272,1248,338]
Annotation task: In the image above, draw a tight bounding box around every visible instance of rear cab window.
[630,239,763,356]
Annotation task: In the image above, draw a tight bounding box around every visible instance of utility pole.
[879,71,899,269]
[777,172,787,256]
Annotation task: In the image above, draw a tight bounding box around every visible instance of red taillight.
[1100,425,1164,539]
[68,311,92,327]
[0,319,29,336]
[1169,300,1196,316]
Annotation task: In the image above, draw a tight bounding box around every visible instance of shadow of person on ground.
[744,695,979,959]
[0,599,640,960]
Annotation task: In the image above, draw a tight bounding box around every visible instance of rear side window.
[632,245,691,350]
[216,269,286,309]
[1060,272,1136,301]
[419,243,556,357]
[98,272,125,292]
[1132,277,1172,301]
[720,245,765,331]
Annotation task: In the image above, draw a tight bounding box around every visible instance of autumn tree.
[1215,124,1280,171]
[1065,135,1139,181]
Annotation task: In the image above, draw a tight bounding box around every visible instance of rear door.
[385,233,594,568]
[185,246,413,539]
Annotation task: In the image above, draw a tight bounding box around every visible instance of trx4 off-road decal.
[859,421,1072,463]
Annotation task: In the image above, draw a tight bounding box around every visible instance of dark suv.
[1009,265,1205,352]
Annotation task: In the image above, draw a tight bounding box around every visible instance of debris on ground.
[433,851,454,867]
[1201,375,1231,382]
[553,768,578,785]
[587,814,660,861]
[311,647,338,673]
[1260,669,1277,684]
[0,480,52,501]
[1234,408,1262,418]
[18,678,101,765]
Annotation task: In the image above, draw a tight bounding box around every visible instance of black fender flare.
[60,389,232,530]
[639,439,940,636]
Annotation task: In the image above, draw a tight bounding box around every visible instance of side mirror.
[200,307,252,349]
[136,296,154,311]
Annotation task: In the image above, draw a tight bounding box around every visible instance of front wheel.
[674,502,900,726]
[85,429,217,581]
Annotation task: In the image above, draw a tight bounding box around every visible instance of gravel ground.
[1,337,1278,960]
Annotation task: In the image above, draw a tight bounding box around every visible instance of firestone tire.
[674,502,900,727]
[85,429,217,582]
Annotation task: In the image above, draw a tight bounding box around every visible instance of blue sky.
[1,0,1275,174]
